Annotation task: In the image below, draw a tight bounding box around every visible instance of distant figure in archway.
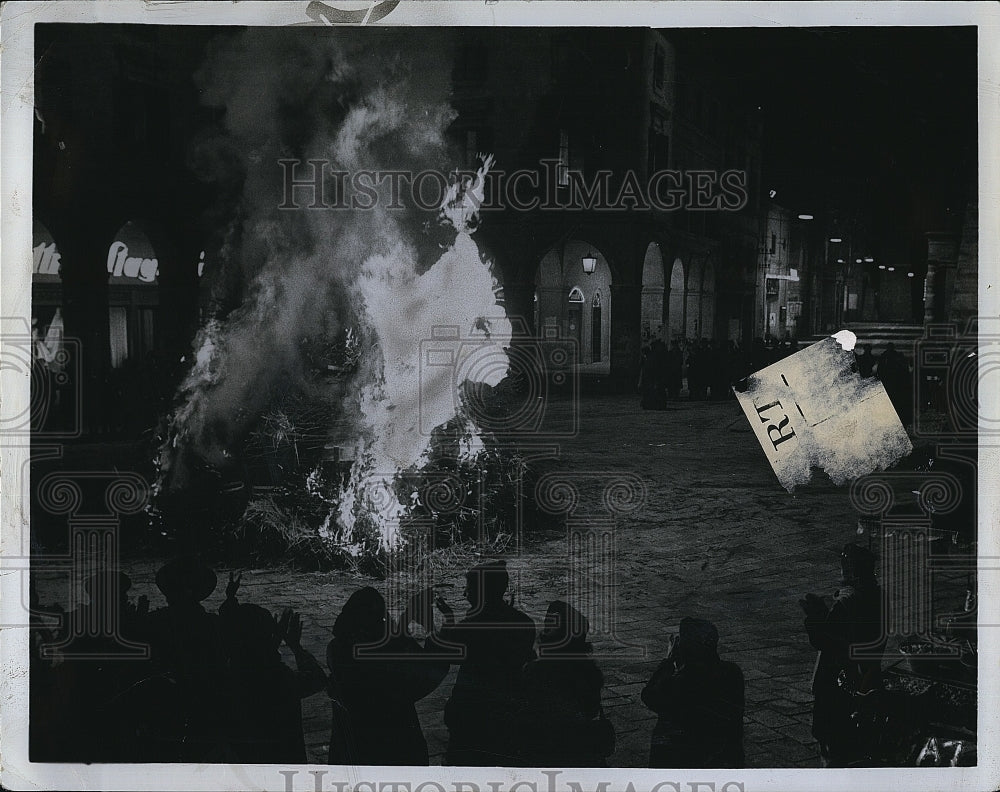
[666,340,684,399]
[686,340,710,400]
[709,339,730,400]
[638,330,669,410]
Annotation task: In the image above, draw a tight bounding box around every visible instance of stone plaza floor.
[31,394,972,768]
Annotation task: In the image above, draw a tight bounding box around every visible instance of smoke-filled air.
[155,28,510,552]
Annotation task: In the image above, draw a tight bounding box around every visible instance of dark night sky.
[37,24,979,269]
[673,27,977,239]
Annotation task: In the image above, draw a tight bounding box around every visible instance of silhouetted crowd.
[638,333,916,428]
[854,342,914,425]
[638,333,798,409]
[30,559,747,768]
[29,538,967,768]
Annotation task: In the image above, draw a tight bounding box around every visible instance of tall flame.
[153,29,500,556]
[338,156,511,548]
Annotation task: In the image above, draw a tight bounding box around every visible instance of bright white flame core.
[337,156,511,548]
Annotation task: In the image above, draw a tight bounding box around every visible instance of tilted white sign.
[733,331,913,491]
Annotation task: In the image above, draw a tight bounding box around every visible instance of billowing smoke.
[158,28,509,550]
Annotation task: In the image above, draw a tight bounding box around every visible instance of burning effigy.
[151,30,531,566]
[330,155,512,551]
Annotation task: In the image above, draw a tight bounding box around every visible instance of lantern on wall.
[581,251,597,275]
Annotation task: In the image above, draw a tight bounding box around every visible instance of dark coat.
[439,601,537,765]
[803,582,884,762]
[640,340,669,409]
[224,657,327,763]
[326,633,450,766]
[517,655,608,767]
[641,657,745,768]
[139,604,229,761]
[855,351,877,379]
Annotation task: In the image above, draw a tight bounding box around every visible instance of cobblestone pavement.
[32,395,970,769]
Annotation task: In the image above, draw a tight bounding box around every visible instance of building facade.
[33,25,220,435]
[33,26,771,437]
[452,29,765,384]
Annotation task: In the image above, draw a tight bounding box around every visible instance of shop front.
[107,221,161,367]
[104,221,164,436]
[31,221,74,435]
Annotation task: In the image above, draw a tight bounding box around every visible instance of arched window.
[107,221,160,369]
[591,291,602,362]
[568,286,585,303]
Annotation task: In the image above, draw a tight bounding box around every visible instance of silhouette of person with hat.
[141,556,228,760]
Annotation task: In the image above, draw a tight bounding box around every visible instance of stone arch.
[32,219,63,283]
[38,207,126,283]
[106,220,160,285]
[534,249,563,336]
[106,220,162,370]
[564,240,612,370]
[31,220,65,369]
[667,257,685,341]
[535,239,613,372]
[641,241,665,347]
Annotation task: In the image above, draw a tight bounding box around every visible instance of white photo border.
[2,2,998,791]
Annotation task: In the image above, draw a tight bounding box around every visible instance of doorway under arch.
[591,291,603,363]
[534,240,613,374]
